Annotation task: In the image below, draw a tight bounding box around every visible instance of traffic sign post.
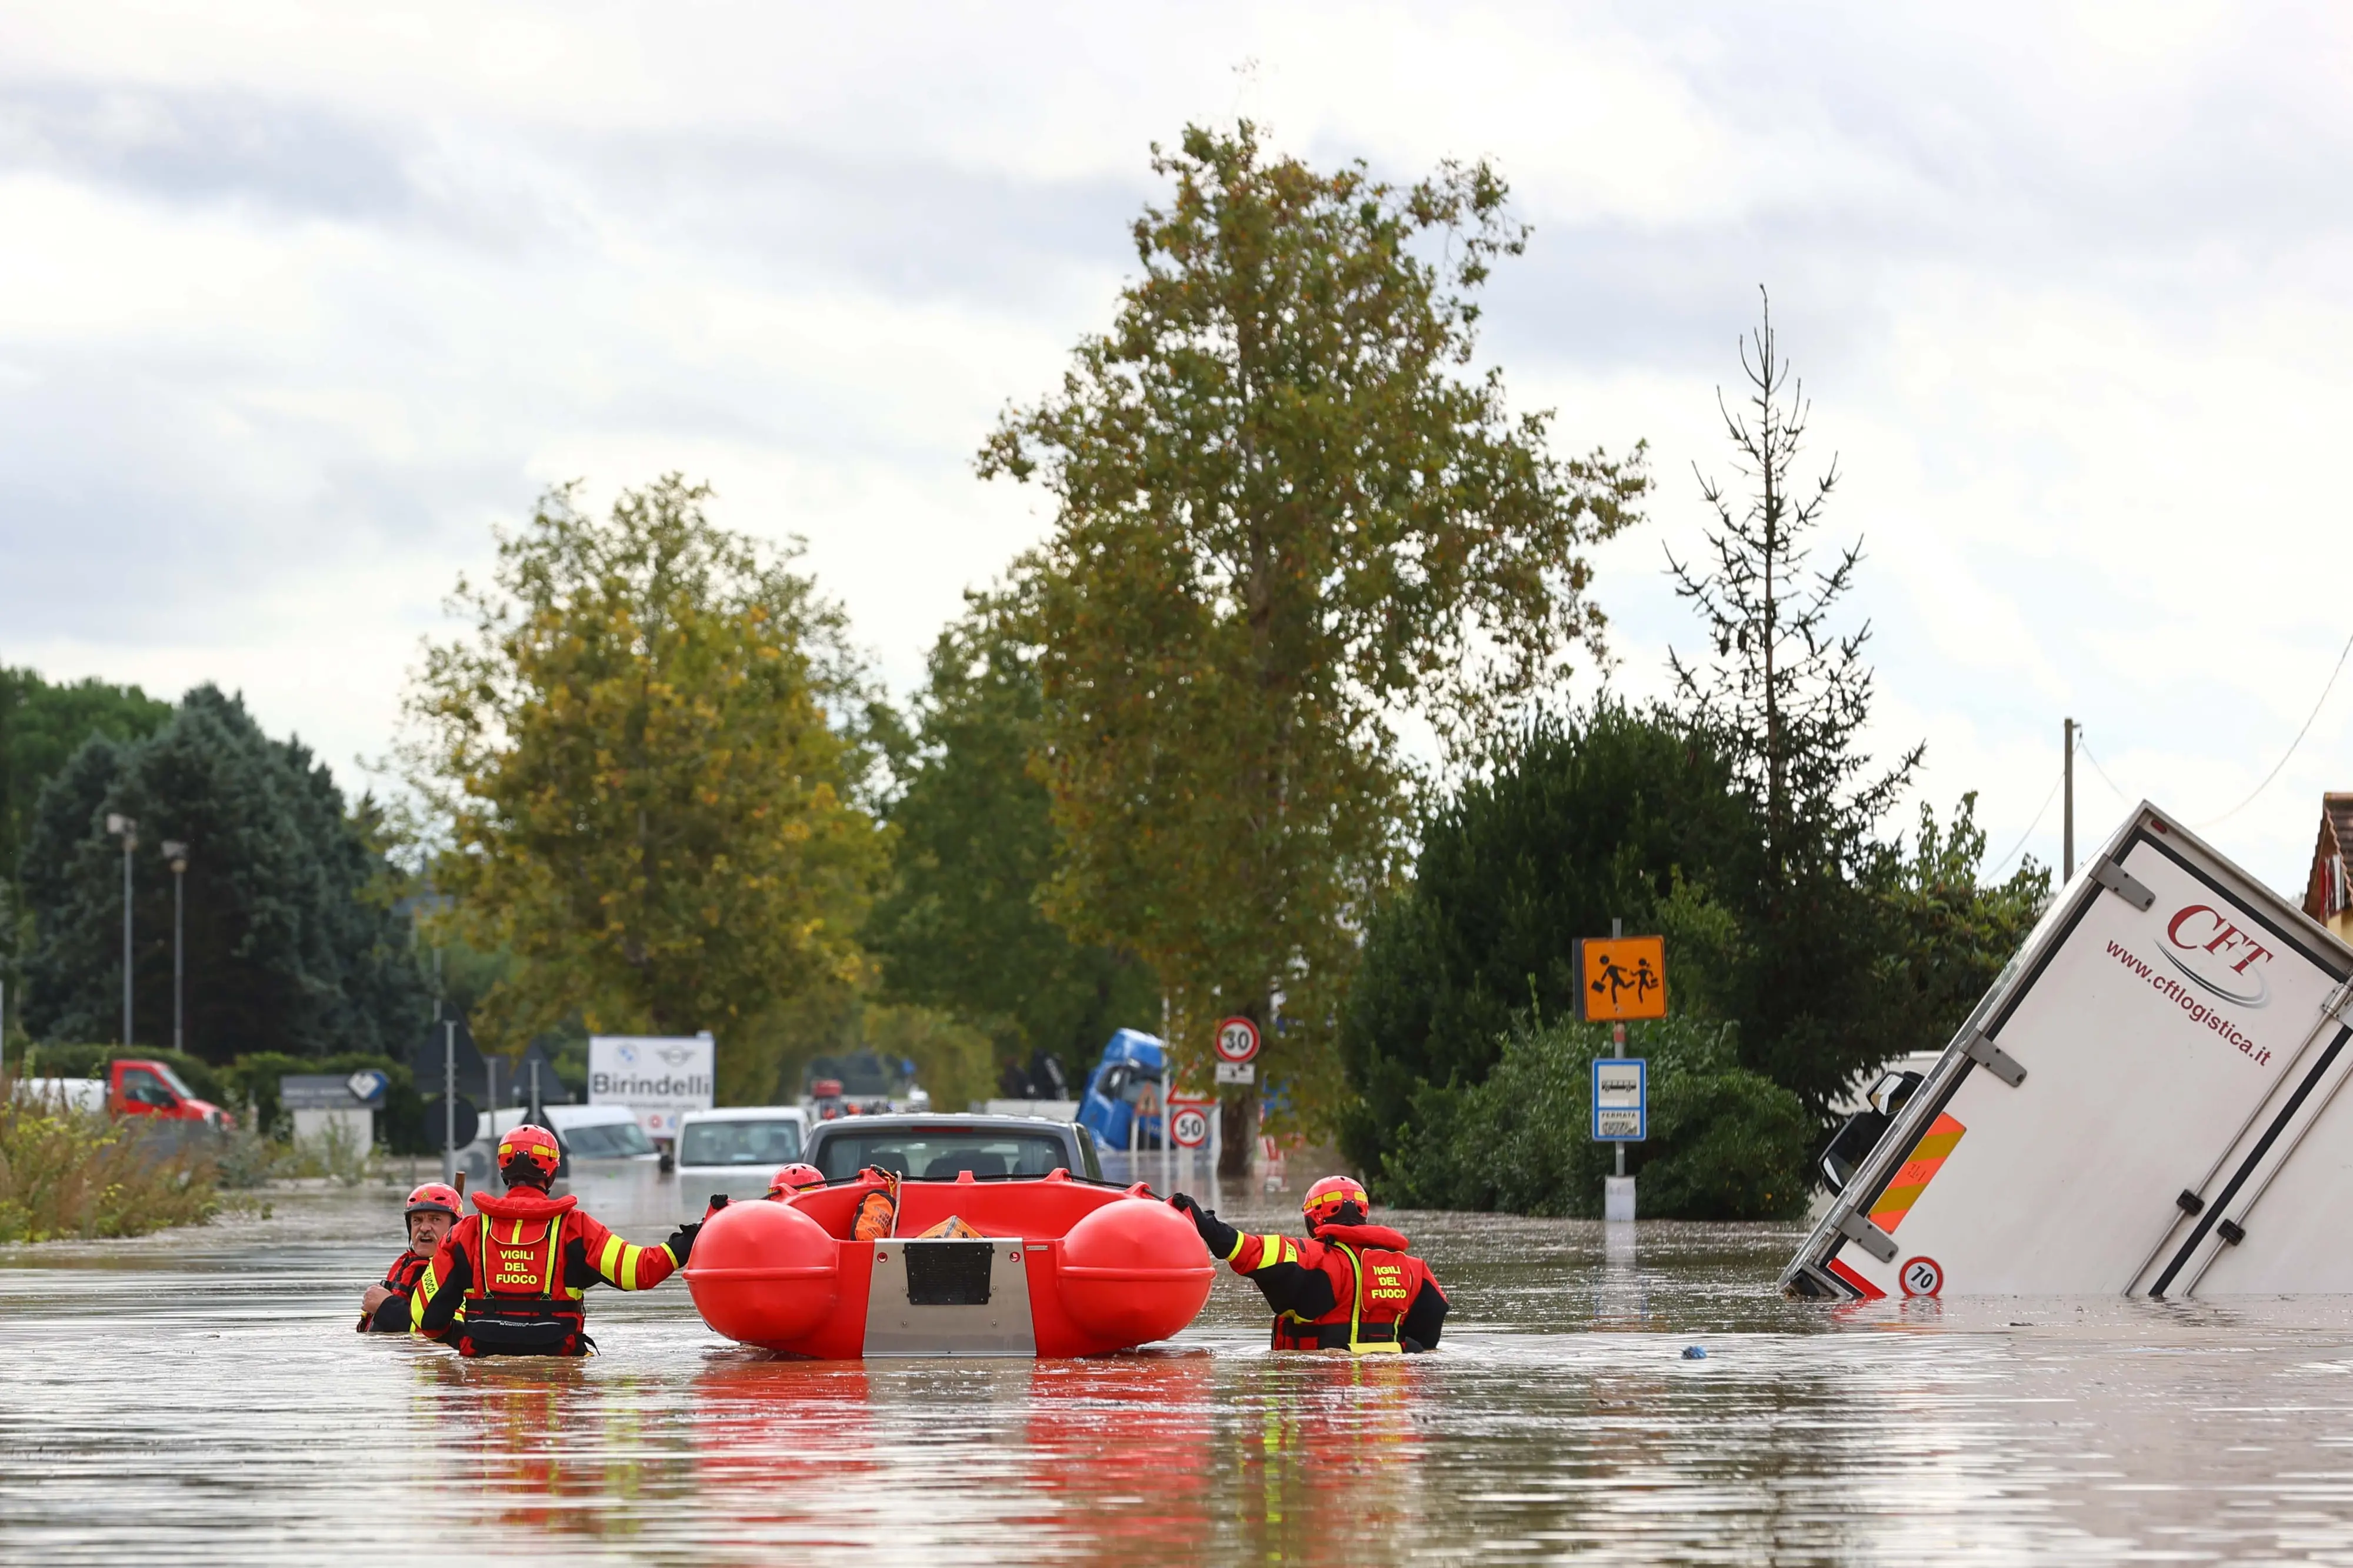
[1594,1055,1648,1224]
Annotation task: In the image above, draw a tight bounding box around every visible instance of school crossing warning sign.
[1574,936,1668,1022]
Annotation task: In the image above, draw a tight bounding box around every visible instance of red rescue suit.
[413,1188,682,1357]
[1224,1222,1448,1353]
[357,1250,430,1333]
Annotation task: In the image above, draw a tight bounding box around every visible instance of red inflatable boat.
[684,1168,1216,1358]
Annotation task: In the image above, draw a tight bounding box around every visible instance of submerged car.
[675,1106,813,1213]
[803,1113,1103,1184]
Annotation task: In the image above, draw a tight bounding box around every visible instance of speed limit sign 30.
[1214,1016,1261,1064]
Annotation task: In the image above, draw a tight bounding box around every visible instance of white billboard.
[587,1034,715,1142]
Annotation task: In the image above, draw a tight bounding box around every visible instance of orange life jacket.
[1271,1223,1429,1354]
[457,1189,585,1356]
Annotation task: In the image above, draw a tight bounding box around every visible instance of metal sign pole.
[441,1019,456,1185]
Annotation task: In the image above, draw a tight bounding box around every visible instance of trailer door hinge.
[2176,1189,2204,1216]
[1836,1211,1899,1264]
[1964,1032,2028,1087]
[2091,858,2155,912]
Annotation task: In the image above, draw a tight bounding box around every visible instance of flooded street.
[9,1173,2353,1563]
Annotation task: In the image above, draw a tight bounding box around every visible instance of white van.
[674,1106,812,1212]
[457,1103,663,1187]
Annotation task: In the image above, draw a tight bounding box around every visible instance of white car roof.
[678,1106,806,1123]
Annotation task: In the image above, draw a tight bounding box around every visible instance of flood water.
[9,1167,2353,1564]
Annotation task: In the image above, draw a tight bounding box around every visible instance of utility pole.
[442,1017,458,1186]
[162,841,188,1054]
[105,815,136,1046]
[2063,719,2077,882]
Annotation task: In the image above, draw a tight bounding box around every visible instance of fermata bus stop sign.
[1592,1058,1647,1141]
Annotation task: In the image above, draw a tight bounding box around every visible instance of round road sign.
[1214,1016,1261,1064]
[1171,1107,1211,1149]
[1899,1256,1944,1298]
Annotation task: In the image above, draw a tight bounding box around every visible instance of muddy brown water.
[7,1168,2353,1563]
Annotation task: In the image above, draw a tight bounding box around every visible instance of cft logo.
[2161,906,2275,1007]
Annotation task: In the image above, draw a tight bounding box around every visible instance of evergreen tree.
[1337,703,1759,1172]
[18,686,429,1061]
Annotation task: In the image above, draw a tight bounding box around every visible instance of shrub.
[1375,1015,1814,1220]
[219,1052,431,1154]
[0,1072,221,1242]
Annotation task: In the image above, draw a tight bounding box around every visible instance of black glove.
[1169,1192,1238,1260]
[665,1220,702,1266]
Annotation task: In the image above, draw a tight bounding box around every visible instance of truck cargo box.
[1785,801,2353,1300]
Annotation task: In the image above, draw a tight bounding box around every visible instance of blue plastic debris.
[1682,1345,1707,1359]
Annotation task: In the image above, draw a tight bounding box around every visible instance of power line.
[2077,737,2134,806]
[2194,624,2353,829]
[1991,765,2067,878]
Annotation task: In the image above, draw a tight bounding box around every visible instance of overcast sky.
[3,2,2349,895]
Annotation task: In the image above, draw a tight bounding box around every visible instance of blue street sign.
[1591,1057,1646,1142]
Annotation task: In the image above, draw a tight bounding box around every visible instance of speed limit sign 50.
[1170,1107,1211,1149]
[1214,1016,1261,1064]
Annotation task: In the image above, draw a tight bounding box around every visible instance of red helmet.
[498,1123,562,1186]
[404,1182,462,1219]
[768,1162,825,1196]
[1302,1175,1370,1231]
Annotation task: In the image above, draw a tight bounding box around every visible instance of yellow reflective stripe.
[598,1233,652,1290]
[409,1260,439,1330]
[1222,1230,1247,1263]
[1246,1235,1292,1272]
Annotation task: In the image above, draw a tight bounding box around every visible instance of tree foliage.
[19,685,426,1061]
[403,476,885,1090]
[1337,702,1756,1172]
[1377,1015,1814,1220]
[864,589,1158,1087]
[981,122,1646,1149]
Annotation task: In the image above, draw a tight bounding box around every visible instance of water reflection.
[13,1197,2353,1562]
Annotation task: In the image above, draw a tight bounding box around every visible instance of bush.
[0,1072,220,1242]
[1376,1015,1814,1220]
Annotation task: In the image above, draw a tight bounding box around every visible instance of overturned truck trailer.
[1785,801,2353,1300]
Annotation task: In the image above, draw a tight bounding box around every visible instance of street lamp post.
[105,814,136,1046]
[161,841,188,1055]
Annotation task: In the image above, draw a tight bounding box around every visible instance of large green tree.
[18,685,426,1061]
[864,589,1158,1088]
[0,669,172,987]
[403,476,885,1100]
[1337,702,1760,1172]
[982,123,1647,1162]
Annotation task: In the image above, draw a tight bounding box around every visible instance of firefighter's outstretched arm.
[1169,1194,1338,1320]
[569,1213,701,1292]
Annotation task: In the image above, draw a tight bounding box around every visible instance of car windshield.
[561,1121,655,1158]
[816,1131,1071,1182]
[152,1062,196,1100]
[679,1118,802,1167]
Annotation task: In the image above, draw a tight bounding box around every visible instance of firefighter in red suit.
[414,1124,702,1356]
[1170,1176,1448,1353]
[358,1182,461,1333]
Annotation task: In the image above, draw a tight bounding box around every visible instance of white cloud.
[4,0,2353,898]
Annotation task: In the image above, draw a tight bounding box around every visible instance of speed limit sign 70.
[1214,1016,1261,1064]
[1170,1106,1211,1149]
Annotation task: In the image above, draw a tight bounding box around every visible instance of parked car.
[802,1113,1104,1183]
[675,1106,812,1211]
[16,1058,232,1130]
[1077,1029,1166,1152]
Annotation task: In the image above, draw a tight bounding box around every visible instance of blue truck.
[1076,1029,1166,1151]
